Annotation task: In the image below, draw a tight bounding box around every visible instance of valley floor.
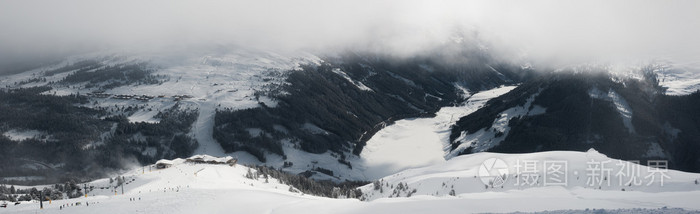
[358,86,517,180]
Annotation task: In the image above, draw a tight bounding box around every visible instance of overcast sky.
[1,0,699,66]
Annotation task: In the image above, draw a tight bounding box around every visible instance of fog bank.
[1,0,699,67]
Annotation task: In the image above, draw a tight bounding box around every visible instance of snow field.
[359,86,517,180]
[5,151,700,214]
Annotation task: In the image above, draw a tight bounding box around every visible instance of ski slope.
[4,151,700,214]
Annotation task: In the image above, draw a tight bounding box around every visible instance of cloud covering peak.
[1,0,699,66]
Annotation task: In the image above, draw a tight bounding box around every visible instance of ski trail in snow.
[192,101,226,156]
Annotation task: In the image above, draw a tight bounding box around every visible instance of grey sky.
[1,0,699,66]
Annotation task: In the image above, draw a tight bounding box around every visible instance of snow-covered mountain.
[0,47,527,183]
[2,1,700,213]
[449,69,700,173]
[0,48,318,183]
[2,44,700,186]
[2,48,700,213]
[657,62,700,95]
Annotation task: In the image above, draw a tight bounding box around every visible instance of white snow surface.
[126,110,160,124]
[190,100,225,157]
[332,68,373,91]
[5,151,700,214]
[2,129,44,141]
[358,86,517,180]
[656,59,700,95]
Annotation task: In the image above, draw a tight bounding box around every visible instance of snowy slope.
[5,152,700,214]
[2,129,45,141]
[588,87,635,133]
[358,86,517,180]
[551,60,700,96]
[658,64,700,95]
[361,149,700,200]
[449,87,545,157]
[0,48,320,125]
[0,49,331,170]
[648,56,700,95]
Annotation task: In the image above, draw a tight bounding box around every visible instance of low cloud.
[1,0,699,67]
